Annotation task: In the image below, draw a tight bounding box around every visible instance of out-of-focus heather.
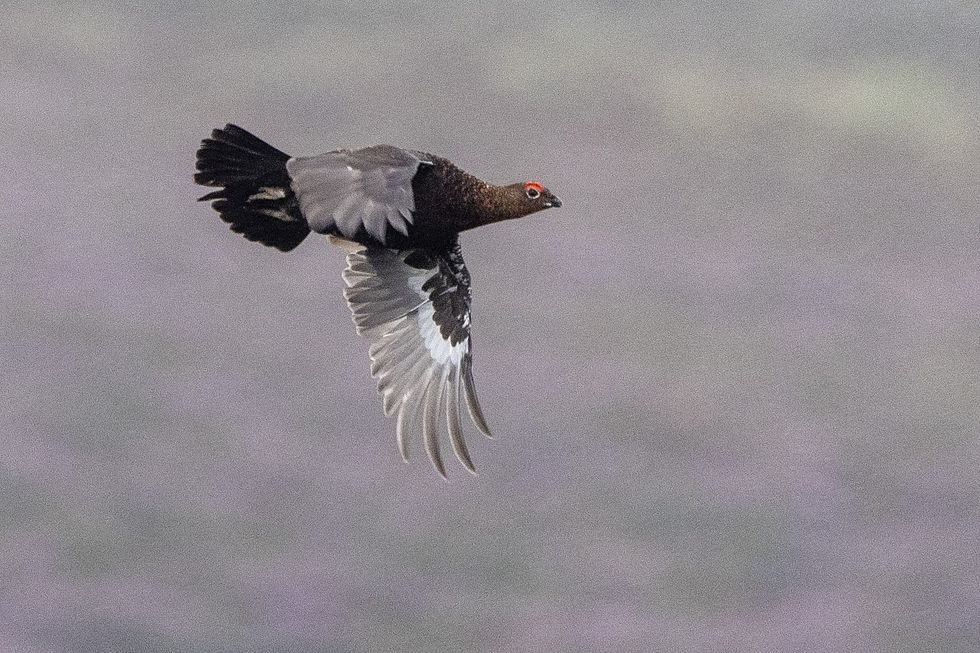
[1,2,977,652]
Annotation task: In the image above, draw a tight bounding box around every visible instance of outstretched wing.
[341,240,492,477]
[287,146,428,245]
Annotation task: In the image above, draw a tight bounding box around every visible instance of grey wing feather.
[287,145,421,245]
[342,243,489,477]
[446,367,475,472]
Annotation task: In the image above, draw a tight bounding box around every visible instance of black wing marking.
[341,240,492,477]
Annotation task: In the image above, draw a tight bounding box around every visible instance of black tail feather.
[195,124,309,252]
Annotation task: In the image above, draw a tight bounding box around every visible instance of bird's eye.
[524,181,544,200]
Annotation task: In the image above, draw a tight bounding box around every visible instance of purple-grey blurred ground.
[2,2,978,652]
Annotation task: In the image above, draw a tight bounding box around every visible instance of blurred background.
[2,2,978,651]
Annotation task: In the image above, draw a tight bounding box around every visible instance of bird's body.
[194,124,560,477]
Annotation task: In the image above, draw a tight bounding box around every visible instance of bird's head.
[520,181,561,210]
[465,181,561,229]
[494,181,562,221]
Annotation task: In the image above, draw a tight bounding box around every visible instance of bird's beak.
[549,197,562,208]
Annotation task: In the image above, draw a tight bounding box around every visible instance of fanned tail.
[195,124,309,252]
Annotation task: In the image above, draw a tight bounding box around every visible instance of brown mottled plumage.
[194,124,560,478]
[404,155,560,244]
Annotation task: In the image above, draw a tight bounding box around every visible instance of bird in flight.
[194,124,560,477]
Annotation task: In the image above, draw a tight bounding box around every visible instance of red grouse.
[194,124,560,477]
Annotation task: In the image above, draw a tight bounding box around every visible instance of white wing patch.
[248,186,288,201]
[340,244,492,477]
[416,303,464,367]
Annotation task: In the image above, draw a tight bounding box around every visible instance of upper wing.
[287,145,427,245]
[341,240,492,477]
